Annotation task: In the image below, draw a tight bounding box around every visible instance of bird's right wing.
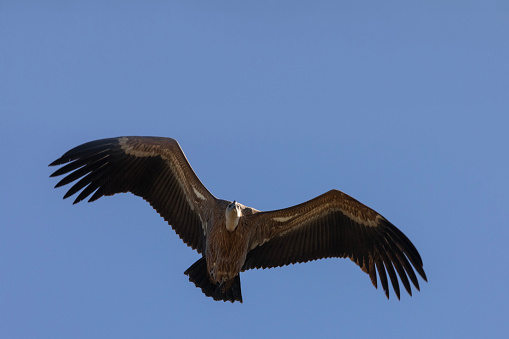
[49,136,217,253]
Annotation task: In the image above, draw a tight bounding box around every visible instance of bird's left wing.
[242,190,427,299]
[49,136,217,253]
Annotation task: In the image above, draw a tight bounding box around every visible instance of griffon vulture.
[49,136,427,303]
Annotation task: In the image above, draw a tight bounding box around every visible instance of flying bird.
[49,136,427,303]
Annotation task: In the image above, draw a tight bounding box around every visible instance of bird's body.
[50,136,427,303]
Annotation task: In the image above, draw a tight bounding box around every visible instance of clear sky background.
[1,1,508,338]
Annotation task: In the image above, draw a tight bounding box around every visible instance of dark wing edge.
[49,136,216,253]
[242,190,427,299]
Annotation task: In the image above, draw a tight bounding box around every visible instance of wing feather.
[243,190,427,299]
[49,136,216,253]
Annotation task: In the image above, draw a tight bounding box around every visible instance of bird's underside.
[49,136,427,303]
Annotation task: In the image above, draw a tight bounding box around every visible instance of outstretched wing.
[49,136,217,253]
[243,190,427,299]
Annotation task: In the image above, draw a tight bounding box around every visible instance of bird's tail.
[184,257,243,303]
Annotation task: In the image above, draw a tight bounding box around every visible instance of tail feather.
[184,257,243,303]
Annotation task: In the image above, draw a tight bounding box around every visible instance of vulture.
[49,136,427,303]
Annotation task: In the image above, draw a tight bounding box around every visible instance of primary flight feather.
[49,136,427,302]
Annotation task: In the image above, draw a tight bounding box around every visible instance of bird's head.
[225,201,242,231]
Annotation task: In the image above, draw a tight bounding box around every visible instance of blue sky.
[1,1,508,338]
